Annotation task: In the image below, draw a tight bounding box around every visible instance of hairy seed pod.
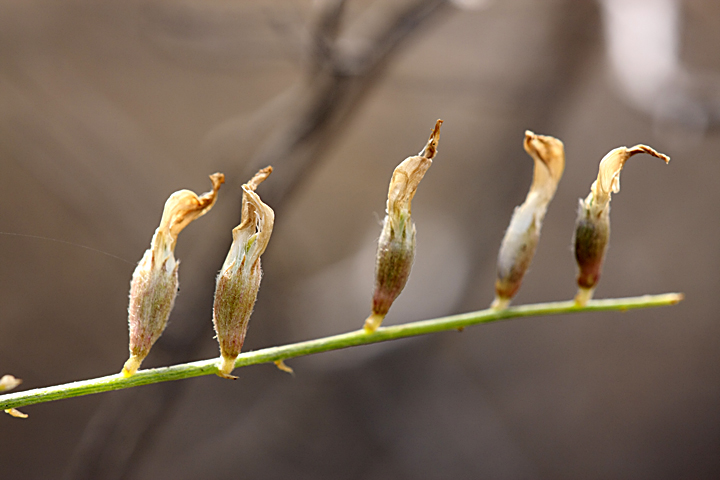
[213,167,274,379]
[122,173,224,376]
[492,131,565,309]
[573,145,669,305]
[364,120,442,332]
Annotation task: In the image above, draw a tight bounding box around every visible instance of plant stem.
[0,293,683,412]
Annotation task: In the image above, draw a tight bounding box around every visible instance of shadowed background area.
[1,0,719,478]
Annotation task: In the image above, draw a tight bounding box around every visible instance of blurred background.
[0,0,719,478]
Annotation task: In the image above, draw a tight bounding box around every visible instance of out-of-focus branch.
[242,0,451,206]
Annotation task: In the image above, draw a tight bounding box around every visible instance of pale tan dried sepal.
[123,173,225,377]
[213,167,275,379]
[492,131,565,308]
[4,408,28,419]
[0,374,21,392]
[588,145,669,215]
[274,360,294,375]
[524,131,565,201]
[151,172,225,267]
[386,119,442,219]
[235,167,275,267]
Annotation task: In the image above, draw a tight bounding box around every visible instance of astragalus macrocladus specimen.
[364,120,442,333]
[123,173,224,376]
[492,131,565,309]
[574,145,669,305]
[213,167,274,379]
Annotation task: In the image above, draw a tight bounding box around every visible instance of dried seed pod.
[122,173,225,376]
[213,167,274,379]
[364,119,442,332]
[574,145,669,305]
[492,131,565,309]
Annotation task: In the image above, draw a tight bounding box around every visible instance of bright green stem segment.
[0,293,683,412]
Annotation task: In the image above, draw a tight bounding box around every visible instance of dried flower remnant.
[574,145,669,305]
[122,173,225,376]
[0,374,21,392]
[364,120,442,333]
[213,167,275,379]
[1,374,27,418]
[492,131,565,309]
[5,408,28,418]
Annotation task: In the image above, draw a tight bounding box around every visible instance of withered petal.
[524,130,565,197]
[387,120,442,217]
[0,375,22,392]
[150,173,224,263]
[590,145,669,212]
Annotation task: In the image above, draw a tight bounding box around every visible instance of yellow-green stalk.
[574,145,669,305]
[364,120,442,332]
[213,167,275,379]
[492,131,565,309]
[123,173,224,376]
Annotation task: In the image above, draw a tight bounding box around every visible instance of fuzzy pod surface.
[493,131,565,308]
[365,120,442,332]
[123,173,224,376]
[213,167,274,378]
[573,145,669,305]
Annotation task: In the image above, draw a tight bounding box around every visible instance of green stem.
[0,293,683,412]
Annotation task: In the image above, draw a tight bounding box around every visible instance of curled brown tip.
[246,166,273,191]
[194,172,224,213]
[627,145,670,164]
[523,130,565,187]
[420,119,443,159]
[523,131,538,156]
[209,172,225,189]
[189,172,225,215]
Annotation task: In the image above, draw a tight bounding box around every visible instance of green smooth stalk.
[0,293,683,412]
